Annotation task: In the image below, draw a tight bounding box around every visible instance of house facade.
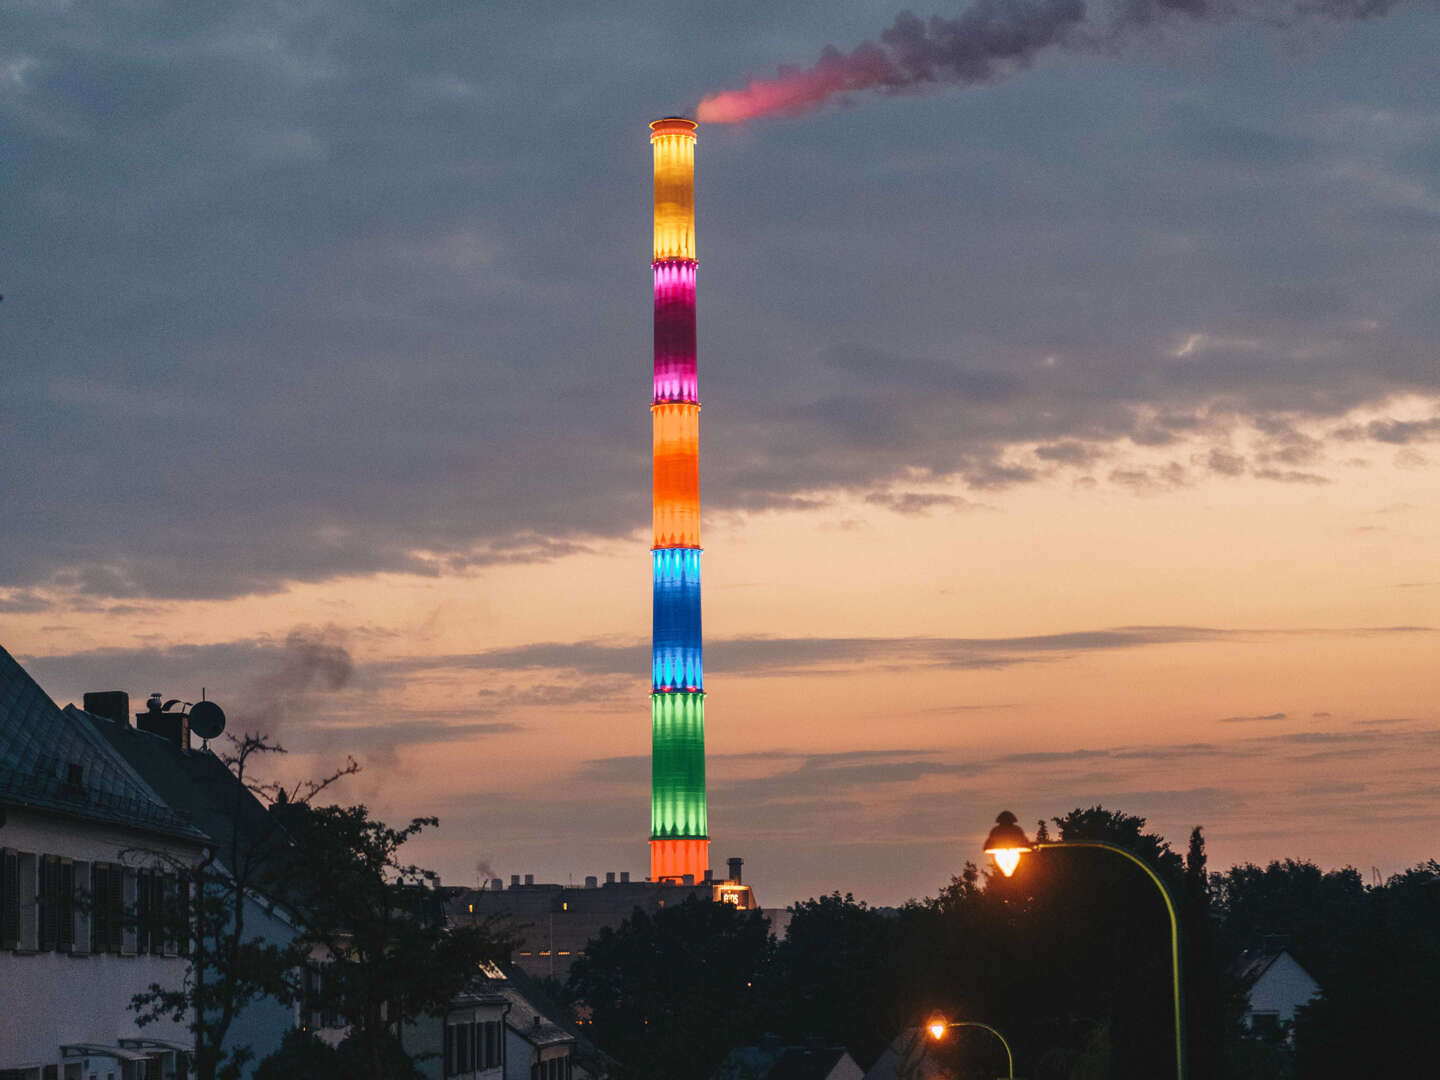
[1,647,207,1080]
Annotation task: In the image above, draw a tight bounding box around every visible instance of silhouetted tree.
[766,892,899,1065]
[129,734,357,1080]
[1293,861,1440,1078]
[1210,859,1366,983]
[277,805,509,1080]
[567,896,772,1080]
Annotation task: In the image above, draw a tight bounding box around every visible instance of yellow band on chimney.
[651,118,696,262]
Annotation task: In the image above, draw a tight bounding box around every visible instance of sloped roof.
[0,644,202,840]
[493,964,575,1050]
[72,703,276,871]
[717,1042,862,1080]
[1234,945,1318,988]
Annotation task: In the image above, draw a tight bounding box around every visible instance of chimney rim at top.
[650,116,697,139]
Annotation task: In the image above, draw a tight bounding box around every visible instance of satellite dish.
[189,700,226,741]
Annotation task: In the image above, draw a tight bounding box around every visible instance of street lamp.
[981,811,1188,1080]
[926,1014,1014,1079]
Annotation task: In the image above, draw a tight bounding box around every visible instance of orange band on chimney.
[649,837,710,884]
[653,402,700,548]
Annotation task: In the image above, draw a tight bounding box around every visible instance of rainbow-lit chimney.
[649,117,708,883]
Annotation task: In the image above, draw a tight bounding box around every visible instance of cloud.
[1218,712,1288,723]
[862,491,979,514]
[1205,448,1247,476]
[1252,468,1332,485]
[1035,441,1102,465]
[2,3,1438,602]
[388,625,1232,682]
[0,589,52,613]
[300,719,521,751]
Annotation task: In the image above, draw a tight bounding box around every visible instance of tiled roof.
[766,1048,850,1080]
[0,644,203,840]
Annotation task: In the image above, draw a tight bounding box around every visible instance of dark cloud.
[1035,441,1102,465]
[388,625,1232,681]
[1205,448,1247,476]
[862,491,979,513]
[0,589,53,613]
[302,719,522,751]
[1252,468,1332,484]
[3,3,1438,600]
[1218,711,1288,723]
[1336,416,1440,444]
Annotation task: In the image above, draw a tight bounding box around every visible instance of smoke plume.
[234,625,355,737]
[696,0,1409,123]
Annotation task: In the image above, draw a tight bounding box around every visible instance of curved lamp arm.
[932,1021,1014,1079]
[1032,840,1187,1080]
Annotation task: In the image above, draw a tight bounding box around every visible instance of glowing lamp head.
[983,811,1033,877]
[926,1015,948,1041]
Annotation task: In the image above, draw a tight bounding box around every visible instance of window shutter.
[178,871,192,956]
[108,863,125,952]
[120,868,138,955]
[1,849,20,948]
[136,869,151,954]
[58,860,75,952]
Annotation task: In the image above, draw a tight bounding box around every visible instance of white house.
[404,968,510,1080]
[1,646,208,1080]
[1239,947,1321,1039]
[404,960,588,1080]
[68,699,303,1077]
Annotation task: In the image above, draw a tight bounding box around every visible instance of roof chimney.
[727,857,743,884]
[605,871,615,885]
[490,878,503,891]
[135,693,190,750]
[510,875,520,888]
[523,873,534,886]
[584,875,598,889]
[619,871,630,884]
[83,690,130,727]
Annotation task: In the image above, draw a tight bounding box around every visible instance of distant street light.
[925,1014,1014,1079]
[981,811,1188,1080]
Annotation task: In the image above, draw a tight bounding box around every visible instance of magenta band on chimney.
[652,259,698,404]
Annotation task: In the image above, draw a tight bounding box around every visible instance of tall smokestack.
[649,117,709,884]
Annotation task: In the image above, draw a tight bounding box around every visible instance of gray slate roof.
[766,1048,851,1080]
[0,644,202,840]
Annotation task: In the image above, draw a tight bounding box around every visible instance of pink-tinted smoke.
[696,0,1408,124]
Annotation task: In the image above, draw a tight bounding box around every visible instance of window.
[445,1023,469,1078]
[1250,1011,1281,1038]
[177,872,192,957]
[482,1021,502,1068]
[135,870,171,955]
[38,855,61,950]
[92,863,125,953]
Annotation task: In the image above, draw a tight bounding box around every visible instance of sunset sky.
[4,1,1437,907]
